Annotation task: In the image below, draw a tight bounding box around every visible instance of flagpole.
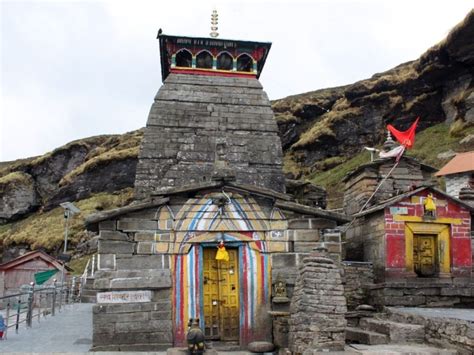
[356,159,401,214]
[342,157,401,233]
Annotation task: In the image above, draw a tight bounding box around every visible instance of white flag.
[379,145,405,161]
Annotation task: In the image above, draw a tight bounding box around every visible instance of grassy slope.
[0,188,133,252]
[308,123,474,209]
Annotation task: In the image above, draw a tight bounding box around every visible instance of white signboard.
[390,207,408,215]
[97,290,152,304]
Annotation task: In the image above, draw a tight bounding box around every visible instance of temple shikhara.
[84,13,474,354]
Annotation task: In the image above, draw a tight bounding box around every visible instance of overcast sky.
[1,0,473,162]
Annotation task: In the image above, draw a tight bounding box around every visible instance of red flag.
[387,117,419,149]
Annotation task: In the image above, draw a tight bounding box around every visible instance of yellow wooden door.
[414,235,437,277]
[203,248,239,341]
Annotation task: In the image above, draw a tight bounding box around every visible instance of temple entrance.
[203,247,240,341]
[414,234,437,277]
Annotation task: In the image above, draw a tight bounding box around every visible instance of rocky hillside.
[0,130,142,222]
[0,131,141,265]
[1,10,474,262]
[275,10,474,179]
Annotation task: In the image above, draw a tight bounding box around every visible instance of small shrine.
[344,131,474,308]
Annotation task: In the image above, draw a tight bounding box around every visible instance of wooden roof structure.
[435,151,474,177]
[0,250,66,272]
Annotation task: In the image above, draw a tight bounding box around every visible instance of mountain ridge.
[1,10,473,261]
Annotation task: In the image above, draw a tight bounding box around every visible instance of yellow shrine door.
[414,235,437,277]
[203,248,239,341]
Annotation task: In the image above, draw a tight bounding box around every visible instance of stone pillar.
[288,247,347,353]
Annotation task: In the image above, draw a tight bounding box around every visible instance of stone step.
[80,295,97,303]
[359,317,425,343]
[349,343,457,354]
[346,327,389,345]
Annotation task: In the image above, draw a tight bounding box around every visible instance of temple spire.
[210,9,219,38]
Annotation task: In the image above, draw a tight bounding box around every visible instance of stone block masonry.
[387,307,474,355]
[342,261,374,310]
[92,295,172,351]
[134,74,285,199]
[288,249,347,353]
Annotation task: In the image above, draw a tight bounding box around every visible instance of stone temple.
[86,29,348,351]
[134,34,285,199]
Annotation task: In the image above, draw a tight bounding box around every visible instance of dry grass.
[272,86,347,114]
[419,9,474,65]
[68,254,95,275]
[292,98,362,149]
[59,146,139,186]
[0,171,33,187]
[311,156,347,172]
[29,141,92,167]
[0,157,38,178]
[274,111,300,124]
[405,93,431,111]
[282,151,312,178]
[0,188,134,252]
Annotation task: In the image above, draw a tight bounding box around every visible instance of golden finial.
[210,9,219,38]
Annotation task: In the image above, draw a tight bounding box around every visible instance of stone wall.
[271,218,341,301]
[387,307,474,355]
[288,249,347,353]
[92,289,172,351]
[446,173,471,198]
[135,74,285,199]
[91,220,173,351]
[344,212,386,281]
[341,261,374,310]
[369,279,474,308]
[343,158,434,216]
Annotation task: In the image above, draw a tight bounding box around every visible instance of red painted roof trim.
[170,68,256,78]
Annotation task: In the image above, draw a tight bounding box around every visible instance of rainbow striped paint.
[171,194,272,345]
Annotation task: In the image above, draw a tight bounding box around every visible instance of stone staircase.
[79,255,98,303]
[346,314,425,346]
[80,277,97,303]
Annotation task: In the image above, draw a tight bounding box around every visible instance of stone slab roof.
[85,182,349,230]
[435,151,474,176]
[352,186,474,218]
[343,156,437,182]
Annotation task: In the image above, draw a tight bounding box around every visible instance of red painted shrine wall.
[384,189,471,278]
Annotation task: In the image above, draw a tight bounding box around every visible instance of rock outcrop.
[275,10,474,176]
[0,172,39,222]
[0,130,142,221]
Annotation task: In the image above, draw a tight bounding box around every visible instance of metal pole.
[60,208,70,312]
[71,276,76,303]
[63,208,70,254]
[38,292,41,323]
[52,279,57,316]
[26,282,34,327]
[15,298,21,334]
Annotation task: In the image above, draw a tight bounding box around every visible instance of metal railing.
[0,278,81,340]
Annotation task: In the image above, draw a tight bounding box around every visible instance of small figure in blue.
[0,314,6,340]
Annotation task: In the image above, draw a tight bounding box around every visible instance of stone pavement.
[0,302,462,354]
[0,303,96,353]
[390,306,474,322]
